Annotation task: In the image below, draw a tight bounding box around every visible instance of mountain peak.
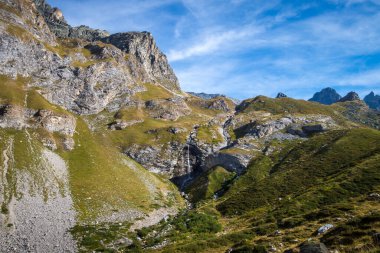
[309,87,341,105]
[338,91,361,102]
[276,92,287,98]
[364,91,380,110]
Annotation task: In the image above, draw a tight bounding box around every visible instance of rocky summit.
[338,91,361,103]
[0,1,379,253]
[309,87,342,105]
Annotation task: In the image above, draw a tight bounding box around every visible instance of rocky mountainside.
[309,87,342,105]
[0,0,379,252]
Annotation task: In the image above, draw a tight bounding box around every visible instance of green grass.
[70,221,140,252]
[217,128,380,216]
[60,118,182,222]
[44,39,92,58]
[136,83,173,101]
[0,75,27,105]
[321,212,380,252]
[196,125,225,144]
[0,75,69,115]
[186,166,236,202]
[237,96,350,126]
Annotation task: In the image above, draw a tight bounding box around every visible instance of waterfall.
[187,144,191,172]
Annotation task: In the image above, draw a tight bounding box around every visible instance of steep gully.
[174,113,244,191]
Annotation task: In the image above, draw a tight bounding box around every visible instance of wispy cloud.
[168,28,257,61]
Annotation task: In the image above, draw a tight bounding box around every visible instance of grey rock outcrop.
[145,97,191,120]
[0,105,76,150]
[309,87,341,105]
[102,32,180,92]
[34,0,109,41]
[299,242,329,253]
[203,152,247,175]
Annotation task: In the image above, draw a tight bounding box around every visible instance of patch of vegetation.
[172,211,222,234]
[321,212,380,252]
[44,39,92,58]
[196,124,225,145]
[6,24,32,42]
[237,96,349,126]
[0,2,22,17]
[0,75,27,105]
[136,83,173,101]
[186,166,236,203]
[230,244,268,253]
[70,221,143,252]
[217,128,380,216]
[60,118,182,221]
[333,101,380,129]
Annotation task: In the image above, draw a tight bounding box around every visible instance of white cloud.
[168,28,257,61]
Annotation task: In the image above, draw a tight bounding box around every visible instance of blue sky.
[48,0,380,100]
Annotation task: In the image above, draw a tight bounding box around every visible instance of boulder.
[302,124,325,134]
[300,242,329,253]
[317,224,334,234]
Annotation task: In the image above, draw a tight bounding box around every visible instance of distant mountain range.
[307,87,380,110]
[191,89,380,111]
[188,92,241,104]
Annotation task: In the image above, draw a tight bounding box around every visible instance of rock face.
[0,105,76,150]
[102,32,180,92]
[34,0,109,41]
[1,1,180,115]
[309,87,341,105]
[364,91,380,110]
[145,97,191,120]
[338,91,361,102]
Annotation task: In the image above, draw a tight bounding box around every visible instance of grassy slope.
[237,96,380,130]
[218,128,380,215]
[102,83,229,150]
[0,75,184,222]
[137,128,380,252]
[60,118,179,222]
